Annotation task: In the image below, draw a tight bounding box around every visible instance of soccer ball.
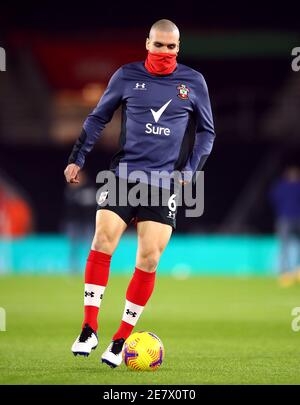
[122,331,164,371]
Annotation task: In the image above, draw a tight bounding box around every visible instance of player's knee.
[138,251,160,273]
[92,229,116,254]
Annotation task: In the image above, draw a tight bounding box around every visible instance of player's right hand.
[64,163,81,183]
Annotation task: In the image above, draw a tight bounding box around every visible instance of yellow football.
[122,331,164,371]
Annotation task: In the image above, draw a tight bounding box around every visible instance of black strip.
[191,153,209,184]
[109,102,127,172]
[173,112,196,172]
[67,128,87,164]
[0,385,297,401]
[196,153,209,172]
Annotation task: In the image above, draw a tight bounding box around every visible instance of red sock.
[113,267,156,340]
[83,250,111,332]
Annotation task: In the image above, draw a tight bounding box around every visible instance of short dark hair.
[149,19,180,38]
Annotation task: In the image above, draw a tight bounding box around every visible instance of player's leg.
[72,209,127,356]
[277,219,295,287]
[101,220,172,367]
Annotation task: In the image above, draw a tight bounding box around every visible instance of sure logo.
[146,99,172,136]
[145,123,170,136]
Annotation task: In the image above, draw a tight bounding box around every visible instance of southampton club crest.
[177,84,190,100]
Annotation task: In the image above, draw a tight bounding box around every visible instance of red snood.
[145,51,177,75]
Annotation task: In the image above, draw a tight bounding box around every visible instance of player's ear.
[145,37,150,51]
[176,40,180,55]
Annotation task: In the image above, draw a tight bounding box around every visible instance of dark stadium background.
[0,2,299,234]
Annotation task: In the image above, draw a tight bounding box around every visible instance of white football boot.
[101,338,125,368]
[71,323,98,357]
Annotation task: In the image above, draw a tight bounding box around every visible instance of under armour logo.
[167,211,176,219]
[85,291,95,298]
[134,82,146,90]
[126,309,137,317]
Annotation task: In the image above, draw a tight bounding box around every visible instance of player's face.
[146,30,180,55]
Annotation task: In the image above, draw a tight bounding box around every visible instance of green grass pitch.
[1,274,300,385]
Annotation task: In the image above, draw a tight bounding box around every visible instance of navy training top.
[68,61,216,186]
